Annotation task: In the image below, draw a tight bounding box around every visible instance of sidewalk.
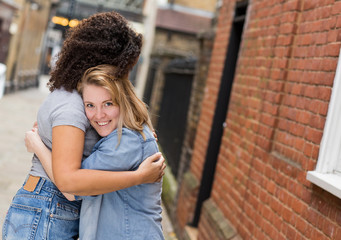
[0,88,46,228]
[0,87,177,240]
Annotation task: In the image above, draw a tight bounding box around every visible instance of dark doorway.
[192,0,249,226]
[157,58,196,177]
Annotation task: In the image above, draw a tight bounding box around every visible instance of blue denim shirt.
[79,126,164,240]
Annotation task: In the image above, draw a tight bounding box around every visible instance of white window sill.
[307,171,341,199]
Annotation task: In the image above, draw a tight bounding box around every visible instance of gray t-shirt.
[29,88,100,179]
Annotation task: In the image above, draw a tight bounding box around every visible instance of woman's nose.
[95,108,105,119]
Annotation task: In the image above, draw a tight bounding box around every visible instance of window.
[306,49,341,199]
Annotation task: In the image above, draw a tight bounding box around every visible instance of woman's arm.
[27,125,164,196]
[25,128,75,201]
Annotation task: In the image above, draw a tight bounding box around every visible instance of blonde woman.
[26,64,164,239]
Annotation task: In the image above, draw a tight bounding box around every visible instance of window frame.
[306,49,341,199]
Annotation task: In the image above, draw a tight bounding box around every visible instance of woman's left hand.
[137,152,166,183]
[25,128,44,153]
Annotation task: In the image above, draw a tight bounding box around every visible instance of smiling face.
[82,84,120,137]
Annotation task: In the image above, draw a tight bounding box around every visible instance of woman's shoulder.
[101,126,155,145]
[42,88,89,130]
[122,128,141,141]
[46,88,84,111]
[103,127,154,143]
[98,129,142,153]
[144,125,155,138]
[124,126,154,139]
[50,88,82,102]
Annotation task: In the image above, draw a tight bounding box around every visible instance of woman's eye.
[86,103,94,108]
[105,102,113,107]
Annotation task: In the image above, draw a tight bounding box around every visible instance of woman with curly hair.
[2,11,165,240]
[26,64,164,239]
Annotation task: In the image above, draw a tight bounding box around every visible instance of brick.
[291,197,306,214]
[310,228,327,240]
[315,32,328,45]
[335,229,341,240]
[303,142,313,157]
[305,127,323,144]
[286,224,297,240]
[309,114,325,130]
[296,217,309,236]
[306,208,320,226]
[324,43,341,57]
[303,0,334,10]
[328,29,339,42]
[322,220,337,238]
[321,58,338,72]
[263,219,277,240]
[279,23,297,34]
[297,111,311,124]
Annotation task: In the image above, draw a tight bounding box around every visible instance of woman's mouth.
[97,121,110,126]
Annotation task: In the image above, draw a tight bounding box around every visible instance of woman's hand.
[137,152,166,184]
[25,127,44,154]
[152,129,158,142]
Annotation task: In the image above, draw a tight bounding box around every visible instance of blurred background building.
[1,0,150,93]
[1,0,51,93]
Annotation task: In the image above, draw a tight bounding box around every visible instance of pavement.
[0,86,177,240]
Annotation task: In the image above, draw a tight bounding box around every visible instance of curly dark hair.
[48,11,142,92]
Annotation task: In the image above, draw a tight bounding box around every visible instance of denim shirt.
[79,126,164,240]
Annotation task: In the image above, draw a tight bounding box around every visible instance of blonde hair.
[78,64,153,144]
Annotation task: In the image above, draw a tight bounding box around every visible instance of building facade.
[4,0,53,93]
[173,0,341,239]
[144,1,215,186]
[0,1,18,65]
[3,0,149,94]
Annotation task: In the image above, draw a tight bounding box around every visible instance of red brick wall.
[189,0,236,181]
[178,0,341,239]
[174,1,236,237]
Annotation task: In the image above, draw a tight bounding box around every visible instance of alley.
[0,87,176,240]
[0,88,47,227]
